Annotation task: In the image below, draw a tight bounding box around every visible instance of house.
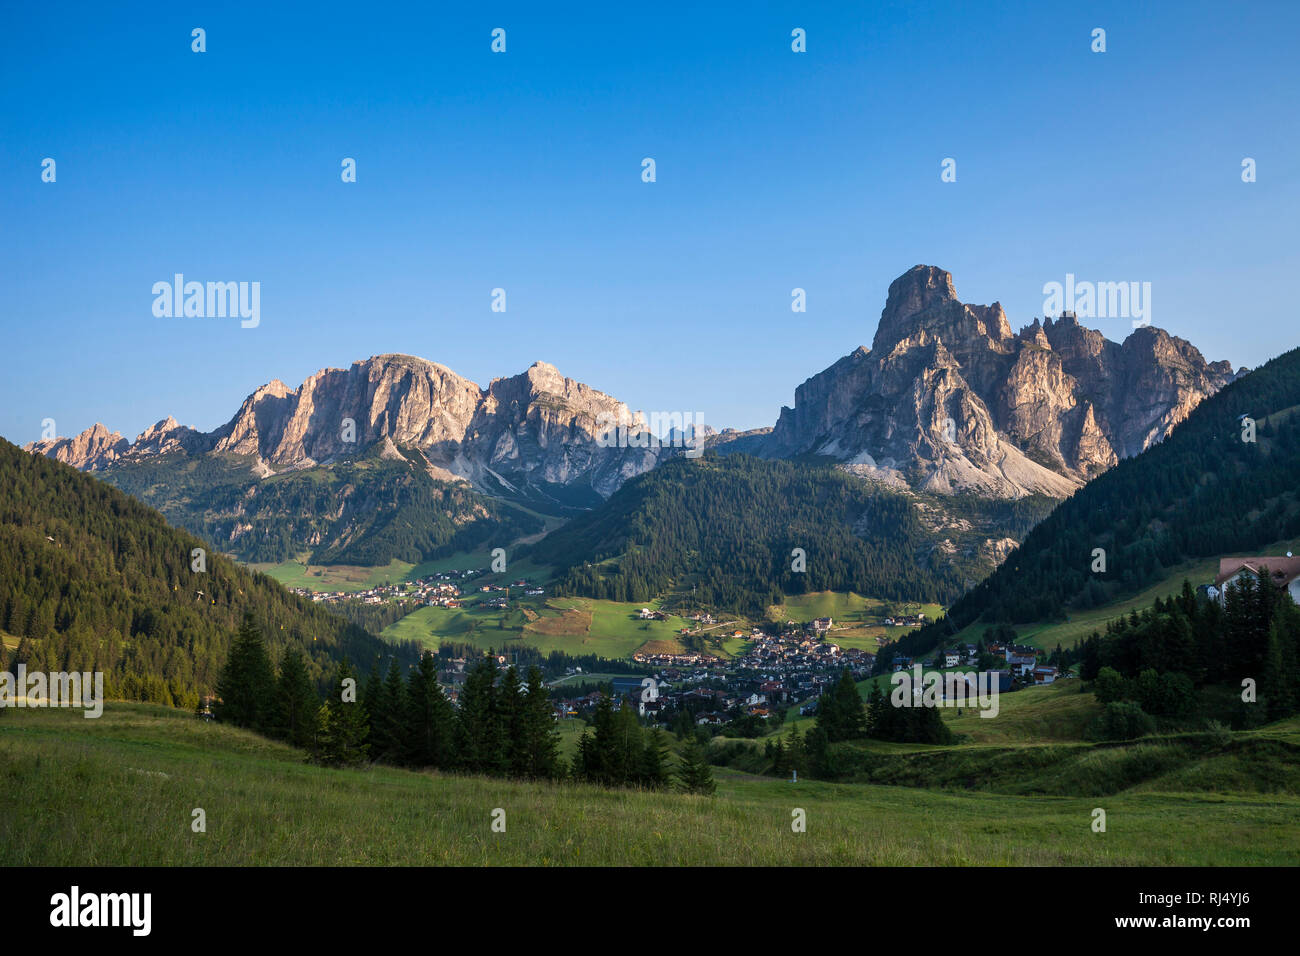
[1032,666,1059,685]
[1005,648,1037,675]
[943,650,960,668]
[1214,556,1300,606]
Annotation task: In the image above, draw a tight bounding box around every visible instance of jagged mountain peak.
[873,264,1013,354]
[760,265,1237,497]
[23,422,128,471]
[29,354,668,499]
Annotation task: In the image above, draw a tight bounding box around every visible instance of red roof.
[1215,556,1300,588]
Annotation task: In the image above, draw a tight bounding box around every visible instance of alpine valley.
[25,265,1243,605]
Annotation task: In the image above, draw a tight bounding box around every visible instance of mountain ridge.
[24,265,1244,549]
[744,265,1241,498]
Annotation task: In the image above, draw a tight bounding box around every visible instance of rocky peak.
[873,265,1013,354]
[24,423,129,471]
[760,265,1238,497]
[30,353,669,499]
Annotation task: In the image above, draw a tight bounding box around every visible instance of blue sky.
[2,0,1297,445]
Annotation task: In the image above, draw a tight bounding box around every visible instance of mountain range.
[726,265,1241,498]
[24,265,1244,573]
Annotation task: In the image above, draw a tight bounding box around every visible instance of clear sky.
[2,1,1297,445]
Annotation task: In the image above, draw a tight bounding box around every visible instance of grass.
[967,535,1300,653]
[769,592,941,651]
[248,557,416,593]
[3,703,1297,866]
[380,596,697,658]
[942,679,1102,743]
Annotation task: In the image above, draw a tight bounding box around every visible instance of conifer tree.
[610,703,643,787]
[214,614,276,733]
[675,736,716,795]
[405,651,453,768]
[315,659,370,767]
[521,666,561,779]
[573,728,595,780]
[498,665,529,777]
[372,657,408,764]
[588,691,618,784]
[641,727,670,788]
[814,668,865,742]
[455,653,504,774]
[784,721,805,773]
[866,682,889,739]
[272,646,320,748]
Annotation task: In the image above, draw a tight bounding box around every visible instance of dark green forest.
[1073,574,1300,728]
[530,454,1046,617]
[0,439,419,709]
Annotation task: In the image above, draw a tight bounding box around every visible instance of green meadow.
[381,596,697,658]
[3,703,1297,866]
[249,557,417,593]
[767,592,942,651]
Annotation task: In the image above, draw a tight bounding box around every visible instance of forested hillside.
[531,455,1049,616]
[0,439,419,708]
[100,444,543,565]
[891,346,1300,663]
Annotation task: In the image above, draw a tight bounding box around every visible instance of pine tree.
[498,665,529,777]
[865,682,888,739]
[214,614,276,732]
[588,692,619,784]
[271,646,319,748]
[521,666,561,779]
[455,653,504,774]
[822,668,866,741]
[640,728,670,789]
[315,659,369,767]
[573,729,595,780]
[675,737,716,795]
[404,651,453,768]
[373,657,408,764]
[610,703,643,787]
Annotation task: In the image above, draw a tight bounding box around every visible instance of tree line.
[534,454,968,617]
[213,614,716,794]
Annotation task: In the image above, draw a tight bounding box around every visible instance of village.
[549,619,1064,730]
[288,568,547,610]
[287,569,1066,732]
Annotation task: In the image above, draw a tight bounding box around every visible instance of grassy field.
[249,557,417,593]
[768,592,943,651]
[381,596,697,658]
[3,703,1297,866]
[943,679,1101,743]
